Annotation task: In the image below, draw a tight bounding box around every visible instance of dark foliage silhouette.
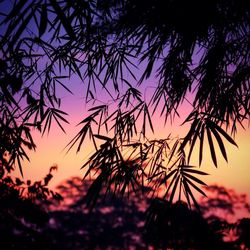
[144,199,236,250]
[0,166,62,249]
[0,0,249,249]
[236,218,250,249]
[32,177,250,249]
[46,177,148,249]
[200,185,250,220]
[0,172,249,249]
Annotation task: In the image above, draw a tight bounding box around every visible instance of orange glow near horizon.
[12,113,250,200]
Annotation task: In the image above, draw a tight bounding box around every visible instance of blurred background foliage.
[1,173,250,249]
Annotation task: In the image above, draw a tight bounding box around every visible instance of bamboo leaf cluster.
[0,0,249,208]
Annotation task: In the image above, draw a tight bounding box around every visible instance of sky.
[12,85,250,203]
[2,0,249,206]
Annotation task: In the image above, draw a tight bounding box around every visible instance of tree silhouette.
[0,166,62,249]
[31,176,250,249]
[0,0,249,248]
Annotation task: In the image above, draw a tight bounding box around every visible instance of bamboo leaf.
[76,126,89,153]
[181,168,209,176]
[165,170,178,195]
[169,174,180,203]
[209,123,228,162]
[188,121,202,163]
[184,177,207,197]
[182,179,200,210]
[167,139,179,164]
[39,3,47,37]
[199,123,205,166]
[182,172,207,186]
[65,126,88,153]
[181,110,198,125]
[50,0,75,39]
[179,165,197,169]
[88,105,107,112]
[93,134,112,141]
[180,117,200,151]
[206,126,217,167]
[161,168,177,184]
[53,115,67,134]
[207,120,238,147]
[51,108,69,123]
[17,155,24,178]
[42,109,51,135]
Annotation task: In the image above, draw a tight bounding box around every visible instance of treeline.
[1,172,249,249]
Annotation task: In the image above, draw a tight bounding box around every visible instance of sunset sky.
[12,81,250,200]
[1,0,248,204]
[2,2,250,249]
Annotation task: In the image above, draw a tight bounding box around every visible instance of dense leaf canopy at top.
[0,0,249,208]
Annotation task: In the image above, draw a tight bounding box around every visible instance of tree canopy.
[0,0,249,209]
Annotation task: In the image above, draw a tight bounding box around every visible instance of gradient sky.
[12,84,250,202]
[3,0,248,205]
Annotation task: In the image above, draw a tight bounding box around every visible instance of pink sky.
[12,90,250,202]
